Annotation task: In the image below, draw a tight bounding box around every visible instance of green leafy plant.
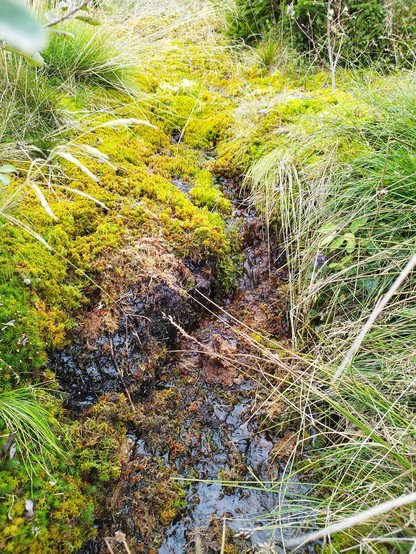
[227,0,416,68]
[318,217,368,252]
[0,0,46,58]
[0,0,102,66]
[0,164,17,186]
[226,0,280,41]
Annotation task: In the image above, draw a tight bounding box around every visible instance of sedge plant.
[238,71,416,551]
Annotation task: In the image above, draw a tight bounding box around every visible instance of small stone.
[24,499,34,520]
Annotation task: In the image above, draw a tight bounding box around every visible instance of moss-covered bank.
[0,6,244,549]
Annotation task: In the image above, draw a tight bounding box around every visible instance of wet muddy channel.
[52,171,312,553]
[154,192,308,552]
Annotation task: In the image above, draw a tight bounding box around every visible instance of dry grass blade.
[288,492,416,551]
[90,118,156,131]
[53,149,99,182]
[333,252,416,384]
[30,181,57,220]
[53,184,109,210]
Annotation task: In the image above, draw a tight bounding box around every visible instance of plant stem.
[289,491,416,551]
[44,0,92,29]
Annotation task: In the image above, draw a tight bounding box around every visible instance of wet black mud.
[50,257,212,409]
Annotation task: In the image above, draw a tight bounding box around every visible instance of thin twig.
[220,516,227,554]
[44,0,92,29]
[104,538,115,554]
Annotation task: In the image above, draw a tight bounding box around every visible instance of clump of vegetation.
[226,0,280,42]
[43,20,135,91]
[236,65,416,549]
[2,0,416,551]
[0,53,62,152]
[227,0,416,68]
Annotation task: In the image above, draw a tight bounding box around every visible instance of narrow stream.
[53,163,313,552]
[154,184,310,552]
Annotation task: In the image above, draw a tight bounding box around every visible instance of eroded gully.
[51,163,313,553]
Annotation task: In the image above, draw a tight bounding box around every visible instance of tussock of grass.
[240,72,416,550]
[43,20,135,91]
[0,387,63,475]
[0,53,61,152]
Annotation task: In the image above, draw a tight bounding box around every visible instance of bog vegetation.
[0,0,415,552]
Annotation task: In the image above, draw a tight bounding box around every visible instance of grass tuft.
[43,20,135,92]
[239,72,416,550]
[0,387,63,476]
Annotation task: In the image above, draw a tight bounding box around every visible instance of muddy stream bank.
[51,171,311,553]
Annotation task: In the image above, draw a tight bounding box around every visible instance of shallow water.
[158,397,277,552]
[154,180,311,552]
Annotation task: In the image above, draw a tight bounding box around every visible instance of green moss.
[0,391,130,553]
[0,6,290,551]
[151,86,234,150]
[320,530,392,553]
[0,36,242,549]
[0,463,95,553]
[190,169,232,213]
[0,93,235,353]
[0,247,46,385]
